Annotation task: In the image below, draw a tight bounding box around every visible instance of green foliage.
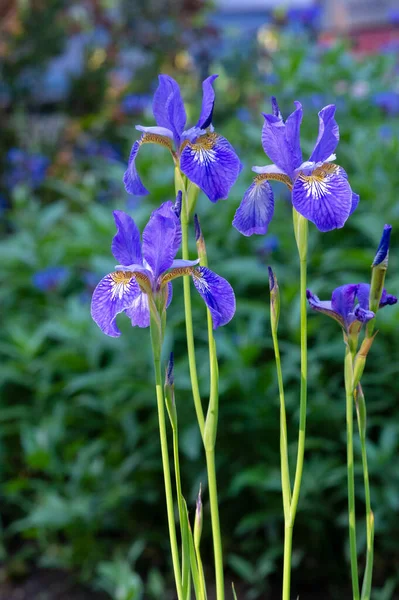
[0,17,399,600]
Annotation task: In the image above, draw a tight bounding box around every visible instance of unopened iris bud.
[268,266,280,331]
[353,333,377,388]
[164,352,177,429]
[194,214,208,267]
[194,484,203,549]
[369,224,392,315]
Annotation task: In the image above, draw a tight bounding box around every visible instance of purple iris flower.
[307,283,397,333]
[123,74,242,202]
[5,149,49,190]
[91,195,235,337]
[233,97,359,235]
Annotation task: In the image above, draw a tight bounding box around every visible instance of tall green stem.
[290,254,307,520]
[150,327,183,600]
[181,198,205,439]
[345,348,360,600]
[355,384,374,600]
[271,325,292,599]
[180,186,224,599]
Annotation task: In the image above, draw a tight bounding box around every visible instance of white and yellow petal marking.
[181,132,218,165]
[109,271,136,300]
[297,162,339,199]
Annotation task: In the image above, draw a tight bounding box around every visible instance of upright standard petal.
[192,267,236,328]
[292,164,352,231]
[142,214,178,279]
[153,75,187,139]
[309,105,339,164]
[91,271,140,337]
[180,133,242,202]
[112,210,142,266]
[125,291,150,328]
[232,176,274,236]
[357,283,397,309]
[196,74,218,129]
[284,101,303,170]
[152,200,182,257]
[331,284,358,323]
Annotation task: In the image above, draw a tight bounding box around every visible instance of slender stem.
[355,385,374,600]
[151,347,183,600]
[205,448,224,600]
[171,424,190,596]
[271,326,291,519]
[345,348,360,600]
[290,255,307,522]
[283,525,293,600]
[271,323,292,600]
[181,202,205,439]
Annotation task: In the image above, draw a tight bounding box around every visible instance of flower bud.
[353,332,377,388]
[369,225,391,314]
[194,484,203,549]
[268,266,280,331]
[354,383,367,440]
[194,214,208,267]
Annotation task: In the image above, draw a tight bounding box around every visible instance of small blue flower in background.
[91,194,236,337]
[0,194,8,215]
[80,140,122,162]
[233,96,359,235]
[32,267,70,292]
[123,74,242,202]
[121,94,152,115]
[372,91,399,116]
[5,149,49,190]
[257,234,279,260]
[307,283,397,333]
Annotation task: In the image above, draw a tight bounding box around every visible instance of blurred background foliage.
[0,1,399,598]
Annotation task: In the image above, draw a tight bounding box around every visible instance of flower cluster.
[91,195,235,337]
[123,74,242,202]
[233,97,359,235]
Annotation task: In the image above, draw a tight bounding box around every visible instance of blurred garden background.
[1,0,399,598]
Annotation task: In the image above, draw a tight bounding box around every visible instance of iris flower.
[307,283,397,333]
[123,74,242,202]
[91,194,235,337]
[233,97,359,235]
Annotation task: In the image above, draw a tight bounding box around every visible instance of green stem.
[181,201,205,440]
[271,326,291,520]
[283,525,293,600]
[345,348,360,600]
[150,340,183,600]
[290,254,307,522]
[271,323,292,600]
[205,448,224,600]
[355,387,374,600]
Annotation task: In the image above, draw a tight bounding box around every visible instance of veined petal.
[232,176,274,236]
[284,101,303,169]
[252,164,292,187]
[192,266,235,328]
[151,200,182,257]
[142,214,178,279]
[306,289,344,326]
[292,163,352,231]
[112,210,142,266]
[123,140,149,196]
[91,271,140,337]
[331,284,358,323]
[125,291,150,328]
[180,133,242,202]
[153,75,187,141]
[196,74,218,129]
[309,105,339,164]
[123,133,173,196]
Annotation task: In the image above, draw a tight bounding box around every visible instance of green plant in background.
[1,9,399,599]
